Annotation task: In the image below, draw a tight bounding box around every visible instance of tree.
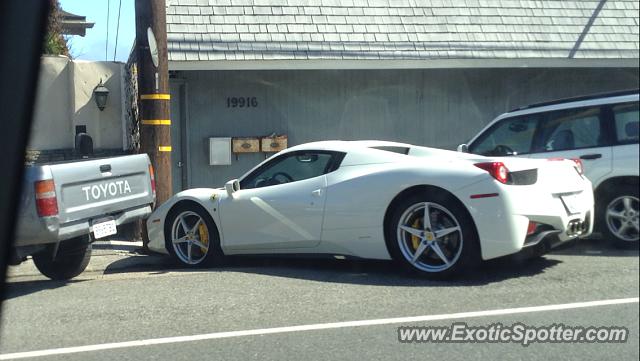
[42,0,70,56]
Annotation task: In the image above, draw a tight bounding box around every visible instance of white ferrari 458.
[146,140,594,278]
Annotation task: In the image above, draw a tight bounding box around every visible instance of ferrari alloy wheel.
[165,203,222,267]
[386,191,480,279]
[396,202,464,273]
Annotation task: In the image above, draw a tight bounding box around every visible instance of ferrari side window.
[241,152,334,189]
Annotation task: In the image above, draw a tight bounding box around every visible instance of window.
[613,102,639,144]
[536,107,603,152]
[240,151,341,189]
[369,146,410,154]
[468,115,539,156]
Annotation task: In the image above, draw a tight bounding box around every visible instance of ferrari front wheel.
[386,193,480,279]
[165,203,222,267]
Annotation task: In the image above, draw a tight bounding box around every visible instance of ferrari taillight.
[571,158,584,175]
[474,162,510,184]
[34,179,58,217]
[548,157,584,176]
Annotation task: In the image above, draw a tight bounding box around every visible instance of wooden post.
[135,0,172,248]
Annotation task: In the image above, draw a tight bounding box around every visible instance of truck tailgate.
[50,154,154,224]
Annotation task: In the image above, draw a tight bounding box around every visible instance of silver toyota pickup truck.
[12,154,156,280]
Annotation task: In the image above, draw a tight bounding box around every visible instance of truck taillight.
[34,180,58,217]
[149,164,156,199]
[474,162,510,184]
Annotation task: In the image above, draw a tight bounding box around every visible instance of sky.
[60,0,136,62]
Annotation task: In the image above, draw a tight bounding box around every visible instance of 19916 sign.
[227,97,258,108]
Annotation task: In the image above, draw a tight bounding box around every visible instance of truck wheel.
[33,235,92,280]
[597,184,639,248]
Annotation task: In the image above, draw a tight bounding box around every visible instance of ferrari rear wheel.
[165,203,222,267]
[386,193,480,279]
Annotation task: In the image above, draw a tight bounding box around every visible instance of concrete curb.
[6,241,170,281]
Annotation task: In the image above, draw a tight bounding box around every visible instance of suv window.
[535,106,603,152]
[468,114,539,156]
[613,102,639,144]
[240,151,340,189]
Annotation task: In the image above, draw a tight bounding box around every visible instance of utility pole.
[135,0,172,206]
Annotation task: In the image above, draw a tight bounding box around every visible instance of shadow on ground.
[2,279,86,300]
[550,237,639,257]
[103,251,562,287]
[102,235,639,286]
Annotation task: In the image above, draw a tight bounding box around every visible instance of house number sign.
[226,97,258,108]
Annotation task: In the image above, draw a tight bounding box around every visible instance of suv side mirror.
[457,144,469,153]
[225,179,240,197]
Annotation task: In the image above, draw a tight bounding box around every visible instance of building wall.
[28,56,126,152]
[175,67,639,189]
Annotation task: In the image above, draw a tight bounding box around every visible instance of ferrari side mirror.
[225,179,240,197]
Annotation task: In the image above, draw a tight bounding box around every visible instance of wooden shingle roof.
[166,0,639,67]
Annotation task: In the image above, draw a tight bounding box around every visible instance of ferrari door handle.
[580,153,602,160]
[311,189,323,197]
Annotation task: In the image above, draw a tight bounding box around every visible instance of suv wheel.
[597,184,639,247]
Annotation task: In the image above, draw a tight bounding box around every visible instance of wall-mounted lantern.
[93,79,109,111]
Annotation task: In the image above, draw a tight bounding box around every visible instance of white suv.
[459,90,639,247]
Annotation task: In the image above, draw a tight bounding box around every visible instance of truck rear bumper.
[15,204,152,247]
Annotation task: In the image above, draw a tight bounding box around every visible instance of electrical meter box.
[209,137,232,165]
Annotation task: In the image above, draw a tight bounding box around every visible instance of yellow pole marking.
[140,94,171,100]
[158,146,172,152]
[141,119,171,125]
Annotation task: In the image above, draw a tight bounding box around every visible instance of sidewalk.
[6,240,170,281]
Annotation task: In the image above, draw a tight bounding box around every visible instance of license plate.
[561,193,582,215]
[92,218,117,239]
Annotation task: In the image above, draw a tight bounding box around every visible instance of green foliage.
[43,0,69,57]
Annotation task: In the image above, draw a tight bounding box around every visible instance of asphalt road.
[0,239,638,361]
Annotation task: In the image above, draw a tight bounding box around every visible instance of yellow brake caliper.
[198,223,209,252]
[411,218,421,251]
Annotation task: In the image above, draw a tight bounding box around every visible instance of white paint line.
[1,297,637,360]
[103,240,144,247]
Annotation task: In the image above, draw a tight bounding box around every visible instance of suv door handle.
[311,189,323,197]
[580,153,602,160]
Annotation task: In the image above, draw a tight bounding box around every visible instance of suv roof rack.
[510,88,639,112]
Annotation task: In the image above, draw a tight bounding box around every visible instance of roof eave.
[169,58,640,71]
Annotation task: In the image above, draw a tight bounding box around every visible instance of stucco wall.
[173,67,639,189]
[28,56,125,151]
